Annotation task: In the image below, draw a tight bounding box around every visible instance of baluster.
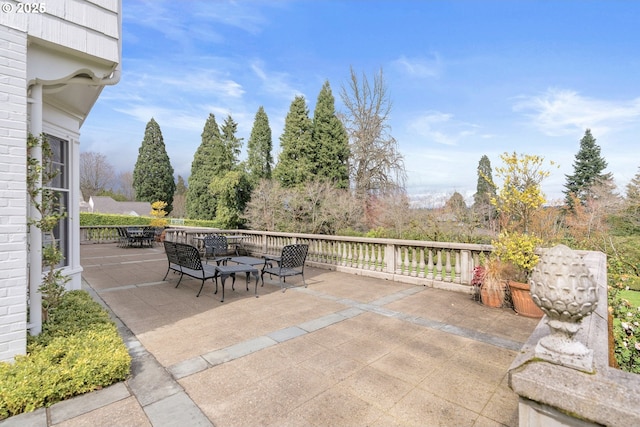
[427,249,434,279]
[435,249,443,281]
[455,251,461,283]
[369,244,377,271]
[419,247,425,278]
[403,246,409,275]
[371,244,377,271]
[411,247,418,277]
[445,250,452,282]
[349,243,358,268]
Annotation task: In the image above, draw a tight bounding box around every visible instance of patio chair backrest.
[280,244,308,269]
[142,226,156,238]
[163,241,180,266]
[175,242,204,271]
[203,235,228,256]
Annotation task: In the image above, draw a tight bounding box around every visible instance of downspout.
[27,83,43,335]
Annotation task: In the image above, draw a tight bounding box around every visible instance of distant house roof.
[86,196,152,217]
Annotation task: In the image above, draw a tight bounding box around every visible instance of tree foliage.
[489,152,556,233]
[340,67,406,199]
[564,129,612,209]
[209,170,251,229]
[175,175,187,195]
[79,151,115,200]
[187,114,222,220]
[246,106,273,186]
[219,114,242,171]
[473,155,496,226]
[132,118,175,213]
[273,96,314,187]
[243,180,363,234]
[311,80,350,189]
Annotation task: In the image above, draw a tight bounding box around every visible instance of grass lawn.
[620,289,640,308]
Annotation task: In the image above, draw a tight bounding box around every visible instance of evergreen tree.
[209,170,252,229]
[246,106,273,186]
[311,80,350,189]
[186,114,222,220]
[626,166,640,203]
[273,96,314,187]
[132,118,175,212]
[564,129,613,208]
[473,155,496,223]
[175,175,187,195]
[219,114,242,172]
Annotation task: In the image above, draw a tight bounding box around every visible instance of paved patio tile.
[12,243,541,427]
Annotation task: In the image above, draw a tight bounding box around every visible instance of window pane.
[44,134,69,267]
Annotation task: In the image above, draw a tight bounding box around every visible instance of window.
[45,134,69,267]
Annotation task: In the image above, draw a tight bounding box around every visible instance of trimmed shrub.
[0,291,131,420]
[80,212,224,229]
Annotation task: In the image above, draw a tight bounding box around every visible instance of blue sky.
[82,0,640,206]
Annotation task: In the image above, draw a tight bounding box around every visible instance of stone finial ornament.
[529,244,598,372]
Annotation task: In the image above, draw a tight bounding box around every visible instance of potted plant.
[492,231,544,318]
[483,152,556,318]
[475,258,510,308]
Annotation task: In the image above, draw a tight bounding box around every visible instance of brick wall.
[0,24,28,363]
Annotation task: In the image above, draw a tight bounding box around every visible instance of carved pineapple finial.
[529,244,598,372]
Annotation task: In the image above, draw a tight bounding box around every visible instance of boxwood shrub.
[0,291,131,420]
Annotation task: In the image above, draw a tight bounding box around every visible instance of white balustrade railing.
[159,227,492,293]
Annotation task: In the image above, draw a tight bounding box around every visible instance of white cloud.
[250,61,301,100]
[393,53,442,78]
[406,111,478,146]
[513,88,640,137]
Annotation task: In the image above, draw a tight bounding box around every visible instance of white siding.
[2,0,119,63]
[0,25,28,363]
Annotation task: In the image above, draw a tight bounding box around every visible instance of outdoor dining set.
[162,234,309,302]
[116,226,160,248]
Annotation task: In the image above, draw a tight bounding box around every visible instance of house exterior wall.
[0,25,29,363]
[0,0,121,362]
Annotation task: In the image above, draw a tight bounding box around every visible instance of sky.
[82,0,640,207]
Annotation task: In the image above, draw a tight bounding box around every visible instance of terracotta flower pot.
[480,283,506,308]
[508,280,544,318]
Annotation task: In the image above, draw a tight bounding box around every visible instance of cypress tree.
[246,106,273,186]
[132,118,175,212]
[273,95,313,187]
[564,129,612,208]
[473,155,496,225]
[186,114,221,220]
[311,80,350,188]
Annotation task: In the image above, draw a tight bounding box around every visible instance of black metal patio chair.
[261,244,309,292]
[203,235,232,265]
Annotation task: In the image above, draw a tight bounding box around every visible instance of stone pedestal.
[529,244,598,373]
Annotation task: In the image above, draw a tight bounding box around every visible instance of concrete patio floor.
[3,243,539,427]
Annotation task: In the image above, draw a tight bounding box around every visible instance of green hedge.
[80,212,224,229]
[0,291,131,420]
[80,212,151,226]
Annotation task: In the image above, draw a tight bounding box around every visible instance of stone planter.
[508,280,544,318]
